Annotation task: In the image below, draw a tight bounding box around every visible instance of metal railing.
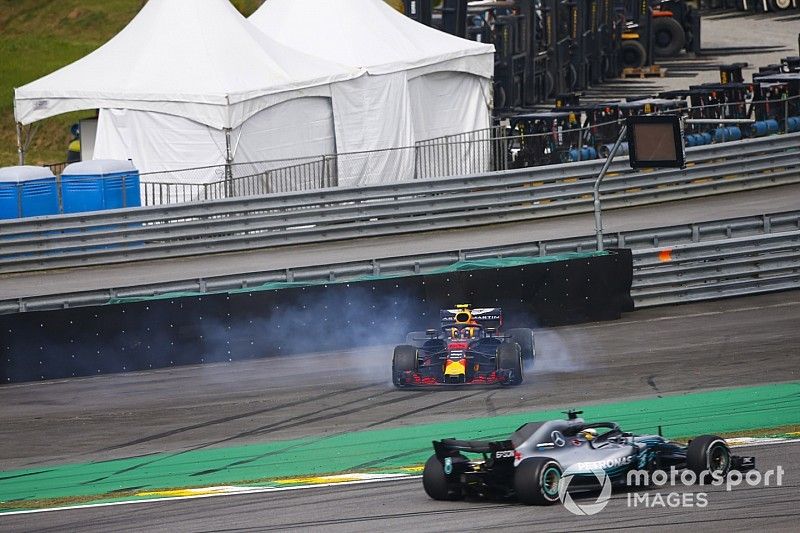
[415,126,508,179]
[138,154,340,205]
[130,94,800,205]
[2,208,799,314]
[137,127,508,205]
[44,161,69,176]
[0,132,798,276]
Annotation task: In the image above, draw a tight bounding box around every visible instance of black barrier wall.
[0,250,633,383]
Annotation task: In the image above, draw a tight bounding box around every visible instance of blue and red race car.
[392,305,535,387]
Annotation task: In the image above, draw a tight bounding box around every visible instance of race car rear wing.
[433,438,514,458]
[440,307,503,329]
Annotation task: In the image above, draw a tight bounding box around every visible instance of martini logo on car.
[574,455,634,471]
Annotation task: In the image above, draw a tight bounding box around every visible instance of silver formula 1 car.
[423,411,755,505]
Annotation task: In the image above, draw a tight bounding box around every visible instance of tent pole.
[224,127,233,197]
[16,122,25,165]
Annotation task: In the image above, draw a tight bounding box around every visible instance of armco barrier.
[1,210,799,315]
[0,132,798,274]
[0,251,632,383]
[631,230,800,307]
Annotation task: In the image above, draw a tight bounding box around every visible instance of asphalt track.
[0,292,798,530]
[3,183,800,301]
[2,10,799,531]
[2,441,796,532]
[1,290,798,467]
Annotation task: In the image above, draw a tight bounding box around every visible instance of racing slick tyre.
[497,343,523,386]
[392,345,417,388]
[652,17,685,58]
[423,455,464,501]
[507,328,536,361]
[686,435,732,478]
[514,457,562,505]
[620,40,646,68]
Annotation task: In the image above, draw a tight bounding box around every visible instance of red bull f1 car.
[392,305,535,387]
[423,411,756,505]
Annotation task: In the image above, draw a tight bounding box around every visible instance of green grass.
[0,0,268,167]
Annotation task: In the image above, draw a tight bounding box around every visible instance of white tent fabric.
[249,0,495,186]
[14,0,361,130]
[95,96,338,199]
[329,72,415,186]
[95,97,336,172]
[15,0,361,196]
[249,0,494,77]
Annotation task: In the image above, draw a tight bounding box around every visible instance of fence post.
[784,96,789,135]
[413,145,419,180]
[224,128,233,197]
[15,122,25,166]
[322,155,328,187]
[56,173,63,213]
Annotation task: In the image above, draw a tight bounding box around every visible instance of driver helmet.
[581,428,598,441]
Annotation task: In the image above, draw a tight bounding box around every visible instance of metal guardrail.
[1,132,798,276]
[2,209,799,314]
[631,230,800,307]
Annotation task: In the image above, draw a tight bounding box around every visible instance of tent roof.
[249,0,495,77]
[14,0,362,129]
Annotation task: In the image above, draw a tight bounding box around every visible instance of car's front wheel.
[515,457,562,505]
[497,343,523,385]
[686,435,731,477]
[392,345,417,387]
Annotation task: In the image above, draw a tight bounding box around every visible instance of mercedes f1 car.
[423,411,755,505]
[392,305,535,387]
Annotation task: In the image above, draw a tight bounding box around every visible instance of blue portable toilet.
[0,166,59,219]
[61,159,140,213]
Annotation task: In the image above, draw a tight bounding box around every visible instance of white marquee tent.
[249,0,496,185]
[13,0,363,191]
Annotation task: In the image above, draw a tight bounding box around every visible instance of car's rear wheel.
[497,343,523,385]
[422,455,464,501]
[686,435,731,477]
[515,457,562,505]
[392,345,417,387]
[507,328,536,361]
